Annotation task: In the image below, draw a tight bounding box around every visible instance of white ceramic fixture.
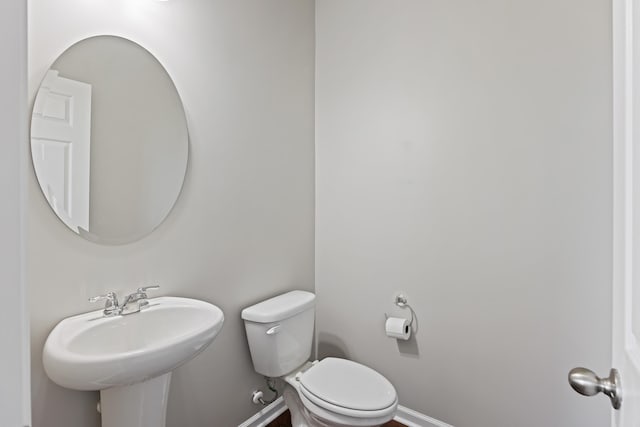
[43,296,224,427]
[242,291,398,427]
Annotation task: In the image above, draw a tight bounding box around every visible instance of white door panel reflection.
[31,70,91,233]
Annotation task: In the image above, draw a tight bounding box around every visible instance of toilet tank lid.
[241,290,315,323]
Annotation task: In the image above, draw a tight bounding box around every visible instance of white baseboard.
[237,399,454,427]
[238,396,287,427]
[395,405,454,427]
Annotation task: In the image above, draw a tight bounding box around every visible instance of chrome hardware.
[88,292,120,317]
[568,367,622,410]
[89,286,159,317]
[384,293,416,330]
[251,378,279,406]
[395,294,408,306]
[120,285,159,315]
[266,325,281,335]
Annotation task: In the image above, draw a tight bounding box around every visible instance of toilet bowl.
[283,359,397,427]
[241,291,398,427]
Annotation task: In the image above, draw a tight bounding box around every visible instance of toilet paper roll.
[385,317,411,340]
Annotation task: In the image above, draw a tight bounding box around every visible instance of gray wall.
[0,0,30,425]
[315,1,612,426]
[28,1,315,426]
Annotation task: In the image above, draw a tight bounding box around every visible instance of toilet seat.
[297,388,397,427]
[286,357,398,425]
[300,387,397,419]
[299,358,397,416]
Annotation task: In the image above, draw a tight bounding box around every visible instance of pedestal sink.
[43,296,224,427]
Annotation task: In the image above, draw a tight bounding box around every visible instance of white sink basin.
[43,296,224,391]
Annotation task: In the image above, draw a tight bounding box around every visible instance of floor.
[266,410,406,427]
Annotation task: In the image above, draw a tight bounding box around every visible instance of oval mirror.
[30,36,188,245]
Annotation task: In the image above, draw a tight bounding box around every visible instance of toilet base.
[284,386,324,427]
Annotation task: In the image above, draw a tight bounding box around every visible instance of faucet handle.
[137,285,159,294]
[88,291,118,304]
[88,292,119,316]
[132,285,159,311]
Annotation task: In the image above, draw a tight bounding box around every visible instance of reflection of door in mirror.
[31,70,91,233]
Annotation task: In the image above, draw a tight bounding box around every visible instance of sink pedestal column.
[100,373,172,427]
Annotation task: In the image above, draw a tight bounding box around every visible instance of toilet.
[242,290,398,427]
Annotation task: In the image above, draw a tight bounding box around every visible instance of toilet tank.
[241,290,315,378]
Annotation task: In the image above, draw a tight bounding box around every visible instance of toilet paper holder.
[384,293,415,329]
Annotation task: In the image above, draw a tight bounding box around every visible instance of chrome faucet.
[89,286,159,317]
[120,285,160,315]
